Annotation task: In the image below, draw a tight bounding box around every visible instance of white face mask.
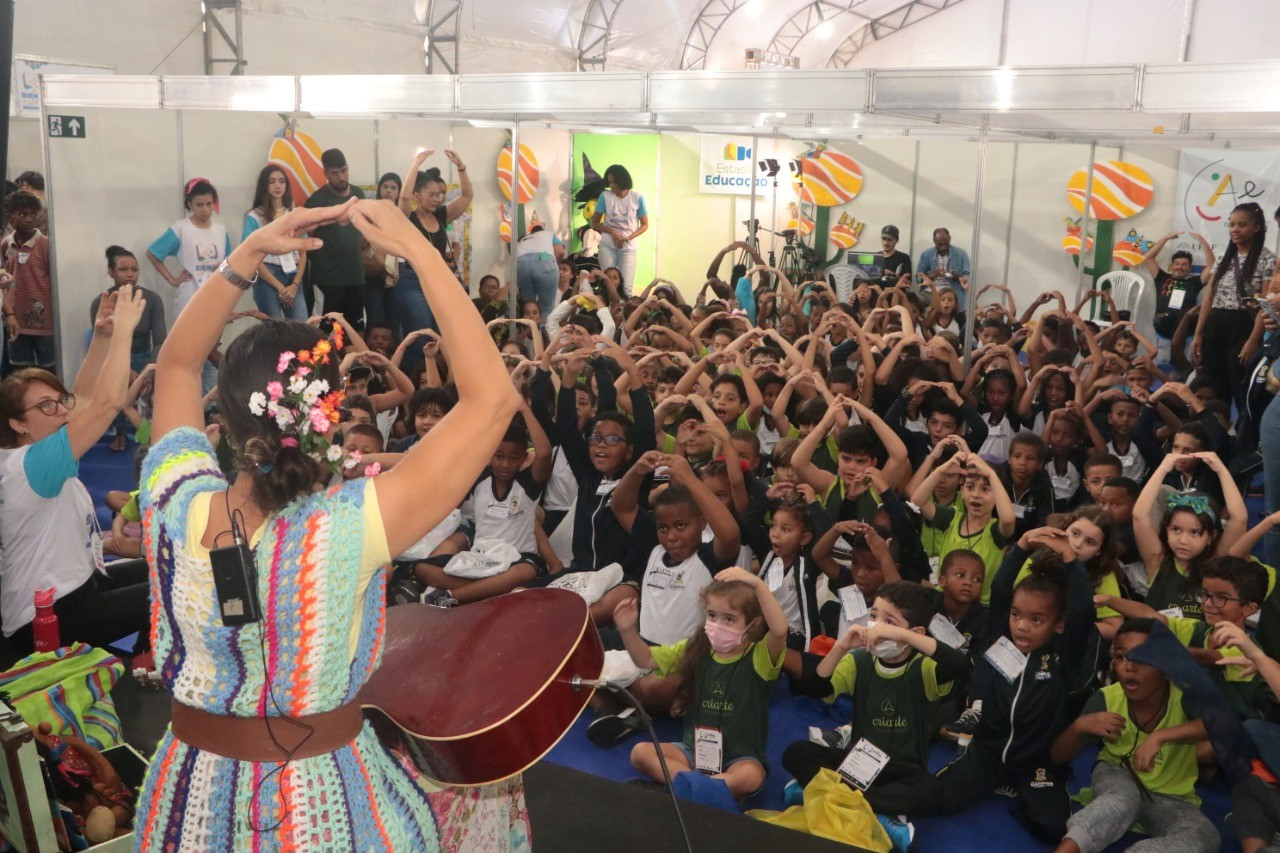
[866,620,908,660]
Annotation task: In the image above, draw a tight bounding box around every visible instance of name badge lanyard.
[695,643,752,775]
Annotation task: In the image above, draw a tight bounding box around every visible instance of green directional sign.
[47,114,86,139]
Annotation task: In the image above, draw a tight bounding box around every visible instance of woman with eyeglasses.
[0,285,150,654]
[394,148,473,339]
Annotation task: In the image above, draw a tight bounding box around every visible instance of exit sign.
[47,114,85,139]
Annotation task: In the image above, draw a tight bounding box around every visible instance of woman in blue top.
[242,165,307,321]
[591,164,648,297]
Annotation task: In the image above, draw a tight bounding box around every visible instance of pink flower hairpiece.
[247,328,349,475]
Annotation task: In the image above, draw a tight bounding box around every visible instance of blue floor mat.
[545,677,1241,852]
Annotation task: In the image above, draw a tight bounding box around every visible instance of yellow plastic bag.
[747,769,892,852]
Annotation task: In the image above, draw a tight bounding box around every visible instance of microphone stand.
[574,678,695,853]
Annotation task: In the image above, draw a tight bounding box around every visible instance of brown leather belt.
[170,700,364,762]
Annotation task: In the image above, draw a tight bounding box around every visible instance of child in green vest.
[1098,556,1267,726]
[1050,618,1218,853]
[910,449,1017,603]
[615,566,787,802]
[782,581,971,816]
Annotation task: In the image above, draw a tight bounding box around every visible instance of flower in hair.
[251,326,349,475]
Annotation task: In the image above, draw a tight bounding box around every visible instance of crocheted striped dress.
[135,427,529,851]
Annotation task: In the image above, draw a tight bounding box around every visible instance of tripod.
[778,227,815,284]
[735,218,762,271]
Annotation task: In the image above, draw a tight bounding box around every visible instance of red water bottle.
[32,588,60,653]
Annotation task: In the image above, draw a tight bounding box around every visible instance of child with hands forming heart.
[911,447,1017,604]
[616,566,788,802]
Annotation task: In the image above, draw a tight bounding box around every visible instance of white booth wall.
[44,111,554,380]
[46,113,1182,380]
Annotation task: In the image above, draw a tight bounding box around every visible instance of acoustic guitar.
[361,588,605,786]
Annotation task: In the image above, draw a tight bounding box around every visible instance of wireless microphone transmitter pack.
[210,542,262,626]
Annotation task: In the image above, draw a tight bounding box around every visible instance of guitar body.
[361,588,604,786]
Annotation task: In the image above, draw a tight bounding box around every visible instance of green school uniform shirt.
[652,639,784,768]
[1166,616,1258,719]
[1082,682,1201,805]
[929,504,1009,605]
[826,649,953,768]
[922,493,965,561]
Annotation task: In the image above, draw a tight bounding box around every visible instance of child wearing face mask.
[782,582,971,819]
[614,567,788,802]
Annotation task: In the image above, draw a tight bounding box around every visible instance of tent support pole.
[1001,142,1018,286]
[908,140,920,265]
[1074,142,1097,305]
[748,133,759,262]
[509,121,521,316]
[963,134,988,376]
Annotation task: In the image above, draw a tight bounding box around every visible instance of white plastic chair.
[1091,270,1145,325]
[825,264,870,305]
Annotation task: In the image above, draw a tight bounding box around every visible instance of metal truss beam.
[826,0,968,68]
[766,1,873,59]
[203,0,246,76]
[680,0,754,70]
[577,0,627,71]
[423,0,463,74]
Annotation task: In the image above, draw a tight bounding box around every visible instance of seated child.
[615,567,787,801]
[587,452,743,745]
[1134,451,1246,620]
[1098,556,1267,723]
[1095,476,1145,595]
[412,403,560,606]
[929,528,1097,843]
[392,386,456,452]
[783,582,971,816]
[933,550,991,741]
[1050,618,1217,853]
[998,433,1055,540]
[1043,407,1089,504]
[910,450,1016,603]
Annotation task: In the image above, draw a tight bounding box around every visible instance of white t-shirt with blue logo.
[0,427,101,635]
[148,218,233,314]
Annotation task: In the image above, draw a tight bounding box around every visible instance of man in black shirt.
[1142,231,1213,340]
[874,224,912,284]
[305,148,367,326]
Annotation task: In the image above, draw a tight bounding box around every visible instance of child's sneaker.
[876,814,914,853]
[783,778,805,807]
[388,574,426,606]
[941,700,982,741]
[422,589,458,608]
[586,705,644,747]
[809,724,852,751]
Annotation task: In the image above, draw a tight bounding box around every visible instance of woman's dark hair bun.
[240,437,322,513]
